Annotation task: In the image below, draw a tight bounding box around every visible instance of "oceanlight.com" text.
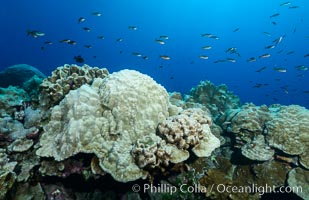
[131,183,303,196]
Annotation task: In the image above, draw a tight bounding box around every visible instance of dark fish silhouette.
[256,66,267,72]
[270,13,280,18]
[74,55,84,63]
[233,28,240,32]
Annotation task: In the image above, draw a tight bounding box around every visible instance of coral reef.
[220,103,309,168]
[131,135,173,169]
[37,69,221,182]
[158,108,220,158]
[287,168,309,200]
[0,116,38,140]
[36,69,170,182]
[0,64,45,88]
[0,149,17,200]
[39,64,109,108]
[22,75,43,102]
[11,183,45,200]
[187,80,241,118]
[8,138,33,153]
[265,105,309,169]
[0,86,29,117]
[1,64,308,199]
[241,134,274,161]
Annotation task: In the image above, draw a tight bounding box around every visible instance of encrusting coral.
[39,64,109,108]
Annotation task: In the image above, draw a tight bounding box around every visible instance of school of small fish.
[26,1,308,103]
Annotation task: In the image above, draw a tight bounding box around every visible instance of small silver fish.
[226,58,236,63]
[78,17,86,23]
[280,2,291,6]
[92,11,102,16]
[128,26,138,30]
[68,40,77,45]
[160,55,171,60]
[155,39,165,44]
[199,55,209,60]
[295,65,308,71]
[259,53,271,58]
[273,35,285,45]
[265,45,276,49]
[274,67,287,72]
[132,52,142,57]
[83,27,91,32]
[247,57,257,62]
[27,30,45,38]
[159,35,169,40]
[202,46,212,50]
[59,39,71,43]
[263,32,272,36]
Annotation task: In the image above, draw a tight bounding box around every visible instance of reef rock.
[0,64,45,88]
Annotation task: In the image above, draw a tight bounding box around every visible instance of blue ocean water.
[1,0,308,108]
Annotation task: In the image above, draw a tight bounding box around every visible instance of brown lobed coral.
[158,108,220,158]
[39,64,108,108]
